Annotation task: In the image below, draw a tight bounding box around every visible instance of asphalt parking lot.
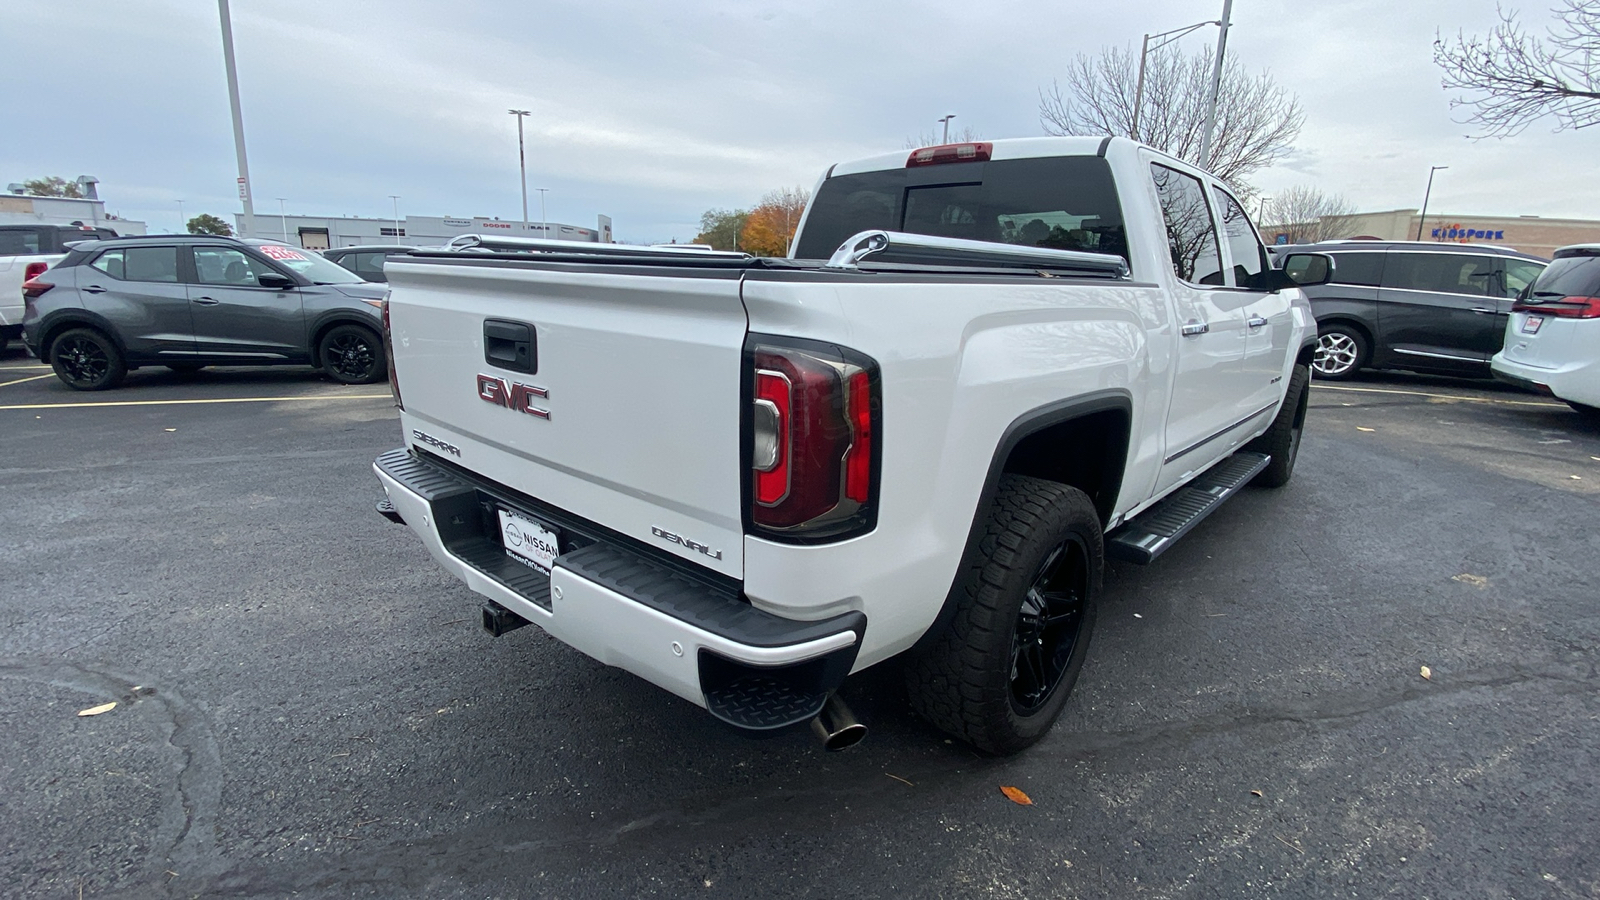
[3,347,1597,899]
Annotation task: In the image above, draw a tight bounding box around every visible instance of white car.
[1492,244,1600,418]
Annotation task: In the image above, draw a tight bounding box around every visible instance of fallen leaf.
[1250,789,1264,798]
[1420,666,1432,680]
[885,772,914,786]
[164,428,177,432]
[1133,613,1143,618]
[1356,426,1376,432]
[1000,785,1033,805]
[1452,573,1488,588]
[1571,475,1582,480]
[77,702,116,717]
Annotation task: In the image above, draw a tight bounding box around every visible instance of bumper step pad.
[1106,451,1270,565]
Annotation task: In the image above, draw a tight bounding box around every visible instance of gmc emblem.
[478,374,551,419]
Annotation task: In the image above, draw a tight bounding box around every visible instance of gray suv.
[1273,240,1548,379]
[21,235,390,390]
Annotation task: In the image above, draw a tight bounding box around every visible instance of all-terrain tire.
[905,475,1101,755]
[49,327,127,391]
[1247,363,1311,488]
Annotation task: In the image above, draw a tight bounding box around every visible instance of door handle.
[1246,315,1269,329]
[192,296,221,306]
[82,285,107,294]
[1181,321,1209,336]
[1470,306,1497,315]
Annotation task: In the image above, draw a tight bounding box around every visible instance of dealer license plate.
[497,508,559,573]
[1522,315,1544,334]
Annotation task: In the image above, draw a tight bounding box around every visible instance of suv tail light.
[745,335,880,542]
[21,262,52,300]
[381,298,403,409]
[906,142,993,168]
[1513,296,1600,319]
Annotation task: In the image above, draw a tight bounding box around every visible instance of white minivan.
[1492,244,1600,418]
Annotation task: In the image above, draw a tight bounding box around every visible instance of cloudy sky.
[2,0,1592,242]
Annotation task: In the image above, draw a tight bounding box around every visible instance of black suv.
[1274,240,1548,379]
[21,235,390,390]
[321,245,417,283]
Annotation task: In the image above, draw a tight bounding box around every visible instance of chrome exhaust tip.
[810,693,867,751]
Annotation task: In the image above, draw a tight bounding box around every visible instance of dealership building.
[234,212,613,250]
[2,177,147,234]
[1267,208,1600,259]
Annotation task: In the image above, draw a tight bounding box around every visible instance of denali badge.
[412,429,461,457]
[651,526,724,561]
[478,373,551,419]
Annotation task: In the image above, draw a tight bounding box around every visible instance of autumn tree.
[1039,44,1303,189]
[187,213,233,236]
[738,187,810,257]
[694,208,749,250]
[1434,0,1600,136]
[1262,185,1358,244]
[21,176,83,198]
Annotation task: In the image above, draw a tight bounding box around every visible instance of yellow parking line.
[0,393,391,411]
[1312,384,1567,409]
[0,374,54,388]
[0,365,54,372]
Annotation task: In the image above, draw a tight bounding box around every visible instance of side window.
[1383,253,1497,296]
[1211,186,1266,287]
[353,252,387,280]
[0,229,43,255]
[1502,259,1545,298]
[194,248,265,286]
[1150,164,1223,286]
[89,247,178,282]
[329,252,359,274]
[1328,252,1385,286]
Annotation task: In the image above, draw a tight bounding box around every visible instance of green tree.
[694,208,749,250]
[187,213,233,236]
[22,176,84,198]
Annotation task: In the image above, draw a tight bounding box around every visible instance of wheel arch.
[35,311,130,360]
[308,313,382,362]
[914,389,1132,650]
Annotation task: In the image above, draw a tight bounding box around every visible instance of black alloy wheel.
[319,324,386,385]
[49,328,126,391]
[1009,538,1090,714]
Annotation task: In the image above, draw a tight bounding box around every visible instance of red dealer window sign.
[259,245,308,261]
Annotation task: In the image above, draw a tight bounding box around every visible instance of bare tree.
[1435,0,1600,137]
[1262,185,1358,244]
[904,125,983,149]
[1039,43,1303,189]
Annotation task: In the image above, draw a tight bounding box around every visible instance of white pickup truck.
[0,224,118,353]
[372,137,1331,754]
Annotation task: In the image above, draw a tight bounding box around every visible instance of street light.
[937,114,956,143]
[1416,166,1449,241]
[389,195,402,243]
[217,0,255,237]
[1199,0,1235,171]
[276,198,288,243]
[1133,18,1220,141]
[176,199,185,233]
[509,109,531,232]
[535,188,550,241]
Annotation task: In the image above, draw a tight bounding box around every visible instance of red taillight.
[906,141,993,168]
[1513,296,1600,319]
[381,298,403,409]
[747,338,879,541]
[24,262,48,280]
[21,262,52,300]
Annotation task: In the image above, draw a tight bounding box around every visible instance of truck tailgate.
[383,258,748,578]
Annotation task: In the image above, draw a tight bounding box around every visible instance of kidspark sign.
[1433,223,1506,242]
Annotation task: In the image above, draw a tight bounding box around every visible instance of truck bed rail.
[825,230,1131,279]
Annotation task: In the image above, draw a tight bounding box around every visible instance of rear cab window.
[0,228,43,255]
[792,155,1129,265]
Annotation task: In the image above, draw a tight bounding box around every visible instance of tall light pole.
[937,114,956,143]
[1257,195,1270,224]
[1416,166,1448,241]
[217,0,256,237]
[1133,19,1220,141]
[176,199,185,233]
[509,109,530,232]
[389,195,402,243]
[276,198,288,243]
[535,188,549,240]
[1199,0,1234,172]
